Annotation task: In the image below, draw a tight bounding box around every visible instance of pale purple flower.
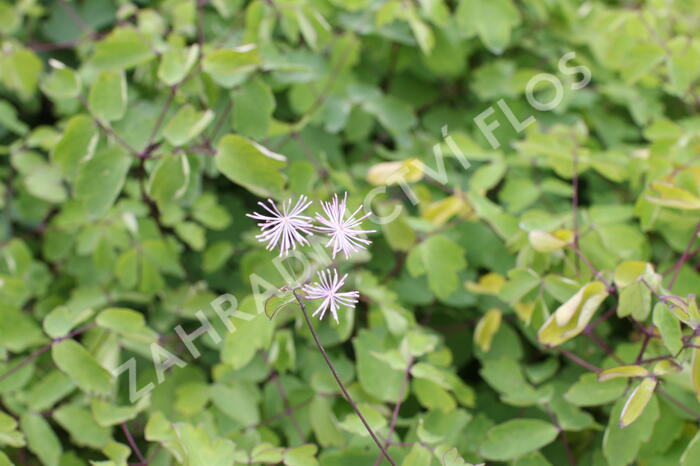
[247,196,314,256]
[315,193,375,258]
[302,268,360,323]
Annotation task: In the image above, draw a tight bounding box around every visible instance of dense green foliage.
[2,0,700,465]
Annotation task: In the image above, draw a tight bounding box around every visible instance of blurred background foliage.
[2,0,700,465]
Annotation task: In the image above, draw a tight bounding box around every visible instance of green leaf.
[682,431,700,466]
[603,391,659,466]
[414,378,456,411]
[173,423,236,466]
[148,153,190,206]
[614,260,649,288]
[1,46,42,100]
[668,40,700,96]
[158,44,199,86]
[500,268,541,304]
[250,443,284,463]
[215,134,287,198]
[417,409,472,445]
[41,63,81,100]
[96,308,158,343]
[25,370,75,412]
[52,339,113,396]
[480,357,542,405]
[0,100,28,135]
[0,410,25,447]
[175,383,210,418]
[353,330,404,402]
[175,221,206,251]
[617,281,651,321]
[407,7,434,55]
[338,403,387,436]
[402,444,433,466]
[53,404,111,449]
[233,77,275,139]
[565,373,627,407]
[163,105,214,146]
[74,144,131,219]
[407,235,467,300]
[653,302,683,355]
[309,396,344,447]
[43,305,93,339]
[210,381,260,425]
[0,1,20,34]
[24,164,67,203]
[363,95,417,135]
[202,45,261,87]
[91,27,156,71]
[89,71,127,122]
[192,193,231,230]
[203,241,234,273]
[20,413,62,466]
[284,444,319,466]
[0,305,46,352]
[411,362,450,388]
[51,114,98,179]
[479,419,558,461]
[456,0,520,54]
[91,399,144,427]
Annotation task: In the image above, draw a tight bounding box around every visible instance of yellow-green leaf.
[647,182,700,210]
[466,273,506,295]
[422,195,471,227]
[366,158,423,186]
[619,378,657,428]
[202,45,261,87]
[529,229,573,253]
[537,282,609,346]
[597,365,648,382]
[474,308,502,352]
[692,343,700,403]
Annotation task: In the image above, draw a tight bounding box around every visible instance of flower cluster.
[247,193,374,323]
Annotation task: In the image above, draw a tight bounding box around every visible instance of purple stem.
[572,147,580,274]
[557,348,601,373]
[567,243,614,292]
[372,359,413,466]
[292,290,396,466]
[0,323,96,383]
[121,422,147,464]
[270,372,306,442]
[669,219,700,290]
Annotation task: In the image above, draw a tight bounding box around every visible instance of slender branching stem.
[372,358,412,466]
[121,422,147,464]
[669,218,700,290]
[291,290,396,466]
